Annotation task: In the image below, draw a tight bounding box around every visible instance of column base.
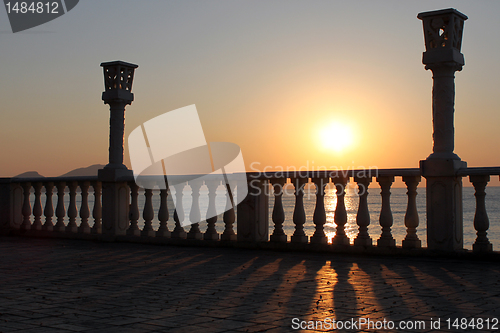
[377,238,396,247]
[332,236,350,246]
[127,228,141,237]
[426,152,461,160]
[402,238,421,249]
[42,225,54,232]
[270,234,288,242]
[141,229,156,237]
[187,232,203,240]
[66,225,78,233]
[221,233,236,241]
[291,235,309,243]
[473,242,493,253]
[354,236,372,247]
[203,232,219,241]
[310,235,327,244]
[79,225,91,234]
[171,230,187,239]
[20,222,31,231]
[31,222,42,231]
[54,224,66,232]
[156,229,171,238]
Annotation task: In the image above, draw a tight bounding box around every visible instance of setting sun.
[319,122,355,153]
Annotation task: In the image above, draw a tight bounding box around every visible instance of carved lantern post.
[418,9,468,251]
[98,60,138,241]
[100,61,138,169]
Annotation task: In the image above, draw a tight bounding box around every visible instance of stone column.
[420,61,466,251]
[418,9,468,251]
[107,100,129,169]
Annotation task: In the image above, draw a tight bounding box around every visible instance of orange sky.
[1,1,499,188]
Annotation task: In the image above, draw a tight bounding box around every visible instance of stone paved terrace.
[1,237,500,333]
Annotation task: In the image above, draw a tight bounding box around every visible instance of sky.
[1,0,500,180]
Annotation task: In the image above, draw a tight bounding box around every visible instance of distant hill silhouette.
[14,171,44,178]
[59,164,106,177]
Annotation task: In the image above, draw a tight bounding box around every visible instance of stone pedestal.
[421,159,466,251]
[98,168,133,241]
[0,179,12,234]
[237,178,268,242]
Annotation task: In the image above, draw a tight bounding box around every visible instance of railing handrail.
[1,168,421,185]
[457,166,500,176]
[3,176,100,183]
[4,166,500,185]
[245,168,421,180]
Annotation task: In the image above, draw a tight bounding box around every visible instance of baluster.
[91,181,102,234]
[20,182,32,231]
[377,176,395,247]
[270,178,287,242]
[54,182,66,232]
[187,182,203,240]
[171,184,187,238]
[221,184,236,241]
[354,176,372,246]
[78,181,91,234]
[203,180,219,241]
[310,177,328,244]
[470,175,492,252]
[66,181,78,233]
[31,182,43,231]
[127,182,141,236]
[42,182,54,231]
[157,188,171,237]
[142,188,156,237]
[402,176,421,248]
[291,178,308,243]
[332,176,350,245]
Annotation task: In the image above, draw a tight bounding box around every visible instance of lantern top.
[417,8,468,21]
[418,8,467,66]
[100,60,138,70]
[101,60,138,103]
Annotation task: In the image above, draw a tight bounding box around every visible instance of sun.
[319,122,355,153]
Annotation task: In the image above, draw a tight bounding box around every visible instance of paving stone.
[1,236,500,332]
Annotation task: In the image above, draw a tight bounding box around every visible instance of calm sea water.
[38,185,500,251]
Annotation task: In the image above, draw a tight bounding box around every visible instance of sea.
[37,185,500,250]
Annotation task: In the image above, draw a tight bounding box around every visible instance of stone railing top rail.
[1,169,420,185]
[0,175,100,184]
[2,167,499,185]
[457,166,500,176]
[245,168,421,180]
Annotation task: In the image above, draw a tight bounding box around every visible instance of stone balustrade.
[0,176,102,238]
[1,167,499,256]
